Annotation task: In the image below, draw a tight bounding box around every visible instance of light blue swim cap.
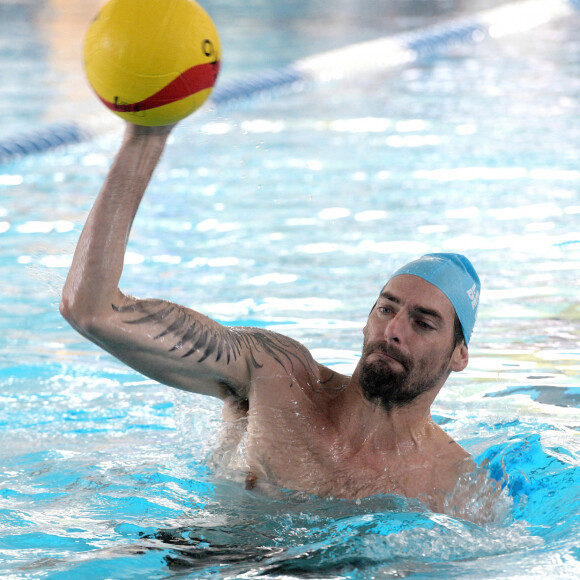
[390,253,480,346]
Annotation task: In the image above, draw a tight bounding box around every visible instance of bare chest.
[240,405,451,502]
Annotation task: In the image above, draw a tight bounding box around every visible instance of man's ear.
[450,343,469,373]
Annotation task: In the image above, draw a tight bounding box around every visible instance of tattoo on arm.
[112,300,325,380]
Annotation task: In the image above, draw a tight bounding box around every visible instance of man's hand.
[125,122,177,139]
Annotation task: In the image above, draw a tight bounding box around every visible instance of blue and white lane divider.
[0,0,577,165]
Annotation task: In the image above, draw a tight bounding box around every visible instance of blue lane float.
[0,0,577,165]
[0,124,89,166]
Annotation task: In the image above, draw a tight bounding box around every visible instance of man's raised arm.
[60,123,256,400]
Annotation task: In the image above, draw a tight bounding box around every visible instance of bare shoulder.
[426,428,504,523]
[430,422,471,460]
[239,326,340,393]
[429,425,475,488]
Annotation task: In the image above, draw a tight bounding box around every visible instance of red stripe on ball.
[99,60,220,113]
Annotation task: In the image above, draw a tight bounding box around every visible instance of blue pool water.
[1,0,580,578]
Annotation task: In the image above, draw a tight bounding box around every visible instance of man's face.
[360,274,467,410]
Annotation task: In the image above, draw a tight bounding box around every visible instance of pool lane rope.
[1,0,577,165]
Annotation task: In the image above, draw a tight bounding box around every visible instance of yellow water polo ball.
[84,0,221,126]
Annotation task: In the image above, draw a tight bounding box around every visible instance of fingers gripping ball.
[84,0,221,126]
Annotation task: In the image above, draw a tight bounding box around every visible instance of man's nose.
[384,311,405,343]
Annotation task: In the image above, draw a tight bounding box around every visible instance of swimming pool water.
[1,0,580,578]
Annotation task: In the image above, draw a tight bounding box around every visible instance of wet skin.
[60,124,489,518]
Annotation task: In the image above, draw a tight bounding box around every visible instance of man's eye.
[417,320,434,330]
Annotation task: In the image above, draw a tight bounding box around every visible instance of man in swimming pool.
[61,122,486,517]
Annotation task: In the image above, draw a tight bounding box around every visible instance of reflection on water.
[487,384,580,407]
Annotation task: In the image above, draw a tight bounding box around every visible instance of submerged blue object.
[390,253,480,346]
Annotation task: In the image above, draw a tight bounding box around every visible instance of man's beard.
[359,341,451,411]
